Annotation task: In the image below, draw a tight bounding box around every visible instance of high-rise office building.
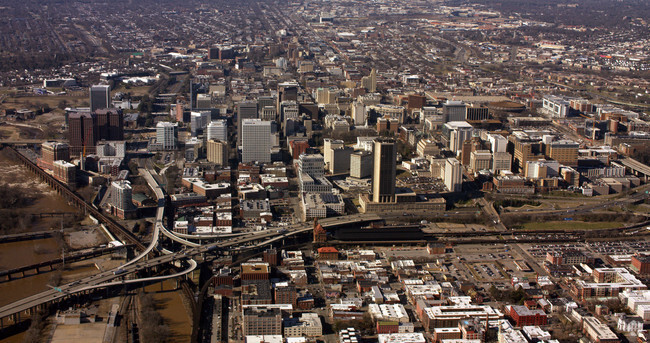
[207,139,229,166]
[258,96,276,110]
[111,180,132,212]
[90,85,111,112]
[350,150,373,179]
[281,100,299,123]
[68,108,124,156]
[442,121,474,154]
[444,158,462,192]
[443,100,467,122]
[261,106,277,121]
[351,102,366,126]
[508,131,544,174]
[111,180,133,219]
[329,146,354,175]
[238,101,258,145]
[298,154,325,178]
[96,141,126,159]
[95,108,124,141]
[277,82,299,114]
[466,106,490,121]
[469,150,492,173]
[323,138,344,173]
[546,139,579,167]
[487,133,508,153]
[241,119,271,163]
[492,152,512,173]
[185,137,202,162]
[68,112,96,156]
[298,154,332,193]
[190,111,211,137]
[361,69,377,93]
[156,122,178,150]
[372,139,396,203]
[40,142,69,170]
[206,120,227,142]
[278,82,299,102]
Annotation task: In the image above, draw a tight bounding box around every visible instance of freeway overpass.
[0,211,385,327]
[0,139,55,145]
[620,157,650,181]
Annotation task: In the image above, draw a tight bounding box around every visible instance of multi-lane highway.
[7,147,647,327]
[0,159,381,325]
[502,186,650,215]
[0,213,362,322]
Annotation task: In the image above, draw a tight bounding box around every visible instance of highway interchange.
[0,159,647,325]
[0,165,378,323]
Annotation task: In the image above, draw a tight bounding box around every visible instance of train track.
[5,146,147,251]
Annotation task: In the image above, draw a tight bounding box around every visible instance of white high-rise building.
[492,152,512,173]
[241,119,271,163]
[350,150,373,179]
[156,122,178,150]
[111,180,132,211]
[443,121,473,154]
[207,120,227,142]
[487,133,508,153]
[351,102,366,126]
[323,138,345,173]
[444,158,462,192]
[298,154,332,193]
[298,154,325,178]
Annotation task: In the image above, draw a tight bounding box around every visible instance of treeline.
[494,199,541,210]
[138,291,171,343]
[631,147,650,166]
[501,212,645,228]
[0,184,34,209]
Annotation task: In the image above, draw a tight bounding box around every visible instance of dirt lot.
[66,228,108,250]
[1,94,88,110]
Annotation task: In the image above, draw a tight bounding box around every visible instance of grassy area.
[396,169,411,179]
[627,204,650,214]
[519,221,621,231]
[2,95,88,109]
[547,191,587,198]
[112,84,151,97]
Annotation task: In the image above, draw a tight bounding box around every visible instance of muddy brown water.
[144,280,192,342]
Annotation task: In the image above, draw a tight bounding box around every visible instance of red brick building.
[313,219,327,244]
[241,263,270,281]
[377,321,399,334]
[263,248,278,266]
[508,305,547,327]
[289,140,310,160]
[317,247,339,261]
[274,284,297,306]
[631,255,650,275]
